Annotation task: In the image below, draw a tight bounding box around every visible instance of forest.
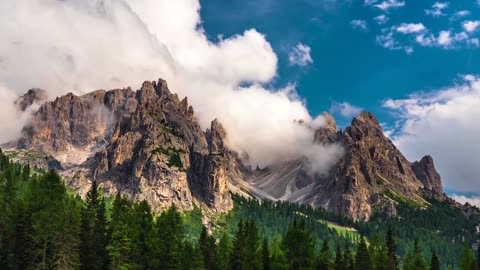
[0,148,479,270]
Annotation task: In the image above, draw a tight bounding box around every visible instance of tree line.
[0,149,479,269]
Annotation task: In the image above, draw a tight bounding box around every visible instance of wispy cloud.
[329,101,363,118]
[350,19,368,30]
[288,43,314,67]
[374,0,405,11]
[450,10,470,21]
[374,15,388,24]
[364,0,378,5]
[396,23,426,34]
[425,2,449,17]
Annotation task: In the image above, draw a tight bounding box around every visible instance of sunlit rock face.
[12,79,243,213]
[11,79,444,220]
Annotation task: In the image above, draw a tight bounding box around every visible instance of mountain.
[4,78,454,221]
[9,79,249,214]
[249,111,445,220]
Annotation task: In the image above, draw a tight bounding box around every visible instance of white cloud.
[374,15,389,24]
[364,0,378,5]
[463,20,480,33]
[350,19,368,30]
[451,194,480,207]
[376,30,411,53]
[329,101,363,118]
[437,30,452,46]
[425,2,449,17]
[415,34,435,47]
[0,0,342,172]
[376,31,398,49]
[450,10,470,21]
[374,0,405,11]
[288,43,314,67]
[385,75,480,193]
[396,23,426,34]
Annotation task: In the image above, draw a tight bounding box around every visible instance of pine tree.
[80,181,107,270]
[334,245,344,270]
[53,198,81,270]
[245,220,261,270]
[262,238,271,270]
[199,226,217,270]
[217,233,233,270]
[318,238,332,270]
[403,240,428,270]
[156,205,184,270]
[354,235,371,270]
[459,243,475,270]
[27,171,67,269]
[282,219,315,270]
[344,242,354,270]
[269,236,288,270]
[231,220,247,270]
[106,222,132,270]
[131,200,155,269]
[385,225,399,270]
[429,251,440,270]
[12,199,32,270]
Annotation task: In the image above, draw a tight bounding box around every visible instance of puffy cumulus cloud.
[288,43,314,67]
[463,20,480,33]
[437,30,453,46]
[374,0,405,11]
[329,101,363,118]
[396,23,426,34]
[350,20,368,30]
[0,0,342,172]
[384,75,480,193]
[424,2,449,17]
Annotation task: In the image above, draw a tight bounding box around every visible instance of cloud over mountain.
[0,0,341,171]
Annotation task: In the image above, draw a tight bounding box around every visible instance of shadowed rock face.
[15,88,48,111]
[11,79,445,220]
[411,155,443,195]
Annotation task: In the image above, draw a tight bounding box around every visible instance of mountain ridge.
[3,78,462,221]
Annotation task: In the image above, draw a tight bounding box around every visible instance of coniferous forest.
[1,149,480,270]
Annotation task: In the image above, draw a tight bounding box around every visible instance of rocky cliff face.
[10,79,446,220]
[249,112,444,221]
[13,79,241,213]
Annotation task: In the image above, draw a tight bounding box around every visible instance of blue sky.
[200,0,480,126]
[199,0,480,198]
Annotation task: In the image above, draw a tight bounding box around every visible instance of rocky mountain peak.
[15,88,48,111]
[314,112,339,143]
[349,111,383,135]
[10,80,449,221]
[412,155,443,195]
[207,119,226,154]
[13,78,244,213]
[322,112,337,131]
